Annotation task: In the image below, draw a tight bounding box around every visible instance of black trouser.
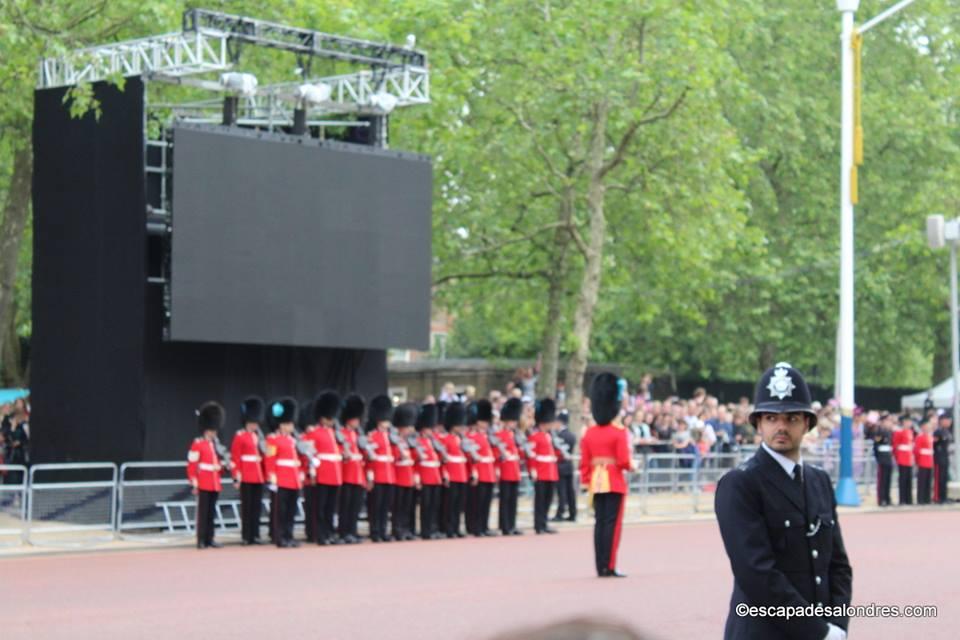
[196,490,218,546]
[338,483,365,538]
[593,492,623,575]
[876,464,892,506]
[391,485,414,538]
[420,484,441,537]
[555,473,577,520]
[275,487,298,546]
[534,480,556,532]
[438,485,448,533]
[445,482,467,536]
[410,488,420,536]
[498,480,519,533]
[369,483,395,540]
[269,490,278,542]
[303,485,318,542]
[935,458,949,503]
[917,467,932,504]
[898,465,913,505]
[475,482,494,533]
[465,483,479,534]
[239,482,264,542]
[316,484,340,542]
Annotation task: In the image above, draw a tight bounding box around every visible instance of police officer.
[553,412,578,522]
[933,413,953,504]
[715,362,852,640]
[187,402,226,549]
[872,414,894,507]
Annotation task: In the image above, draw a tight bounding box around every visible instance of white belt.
[277,459,299,468]
[503,455,519,461]
[198,463,220,472]
[877,445,892,453]
[446,456,466,464]
[920,448,933,456]
[241,455,261,462]
[478,456,495,464]
[419,461,441,468]
[350,454,364,461]
[897,445,912,452]
[396,460,414,467]
[536,455,557,463]
[374,455,395,463]
[316,453,341,462]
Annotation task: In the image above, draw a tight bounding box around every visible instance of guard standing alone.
[715,362,852,639]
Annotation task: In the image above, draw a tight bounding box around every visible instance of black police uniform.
[715,363,853,640]
[933,423,953,504]
[553,423,578,521]
[873,428,894,506]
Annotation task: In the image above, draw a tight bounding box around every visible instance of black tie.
[793,464,806,510]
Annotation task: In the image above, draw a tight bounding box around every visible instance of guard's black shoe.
[455,531,466,538]
[207,541,223,548]
[543,527,558,534]
[197,542,207,549]
[510,529,524,536]
[599,568,627,578]
[550,516,564,522]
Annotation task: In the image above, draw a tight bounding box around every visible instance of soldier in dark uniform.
[933,413,953,504]
[552,412,578,522]
[715,362,852,640]
[872,414,894,507]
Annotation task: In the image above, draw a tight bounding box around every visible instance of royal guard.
[580,374,633,577]
[310,390,344,545]
[872,414,894,507]
[413,404,444,539]
[465,400,497,536]
[230,396,268,544]
[441,402,469,538]
[187,402,226,549]
[934,413,953,504]
[915,420,935,505]
[893,416,915,505]
[493,397,523,535]
[298,400,319,543]
[390,403,418,541]
[528,398,560,534]
[433,402,450,534]
[264,397,303,548]
[364,395,396,542]
[337,394,366,544]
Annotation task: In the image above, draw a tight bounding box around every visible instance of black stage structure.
[31,11,432,462]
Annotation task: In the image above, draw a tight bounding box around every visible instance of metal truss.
[157,66,429,125]
[38,30,231,90]
[182,9,426,68]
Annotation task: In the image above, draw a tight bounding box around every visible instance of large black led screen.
[170,125,432,350]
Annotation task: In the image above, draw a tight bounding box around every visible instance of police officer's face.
[757,412,808,459]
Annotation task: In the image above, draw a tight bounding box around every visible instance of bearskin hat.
[313,390,342,422]
[500,397,523,422]
[196,401,225,434]
[239,396,264,426]
[340,394,366,424]
[393,403,418,428]
[534,398,557,425]
[590,372,622,426]
[444,401,467,429]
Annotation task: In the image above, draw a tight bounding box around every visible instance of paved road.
[2,508,955,639]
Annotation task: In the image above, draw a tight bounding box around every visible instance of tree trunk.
[564,101,609,435]
[0,140,32,383]
[932,307,952,385]
[537,188,575,399]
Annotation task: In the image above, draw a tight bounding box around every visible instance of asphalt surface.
[2,508,956,639]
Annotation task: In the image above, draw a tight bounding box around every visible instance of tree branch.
[433,269,549,286]
[502,101,567,181]
[599,87,688,179]
[464,221,572,257]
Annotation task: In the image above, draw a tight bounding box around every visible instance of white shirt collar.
[761,442,803,479]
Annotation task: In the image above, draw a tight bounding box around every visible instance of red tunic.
[914,432,934,469]
[414,436,443,486]
[466,430,497,483]
[186,438,223,492]
[264,433,304,490]
[441,433,469,483]
[493,429,522,482]
[230,430,265,484]
[392,440,416,488]
[579,423,632,494]
[341,429,366,486]
[366,430,396,485]
[893,428,915,467]
[527,430,559,482]
[310,426,344,486]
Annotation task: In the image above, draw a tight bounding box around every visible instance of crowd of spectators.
[0,397,31,481]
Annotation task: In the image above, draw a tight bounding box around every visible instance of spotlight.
[296,83,332,105]
[369,91,398,114]
[219,72,258,97]
[404,34,417,50]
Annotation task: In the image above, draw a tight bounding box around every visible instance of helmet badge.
[767,365,796,400]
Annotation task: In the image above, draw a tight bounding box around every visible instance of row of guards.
[187,374,636,577]
[187,393,575,549]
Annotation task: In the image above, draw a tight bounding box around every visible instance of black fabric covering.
[31,79,386,464]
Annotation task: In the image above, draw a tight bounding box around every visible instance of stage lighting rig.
[219,72,258,97]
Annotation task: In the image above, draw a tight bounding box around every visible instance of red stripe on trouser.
[608,493,626,570]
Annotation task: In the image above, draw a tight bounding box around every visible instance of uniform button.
[812,550,819,559]
[815,576,822,585]
[809,523,815,532]
[785,520,791,527]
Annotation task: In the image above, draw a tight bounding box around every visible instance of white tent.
[901,377,956,410]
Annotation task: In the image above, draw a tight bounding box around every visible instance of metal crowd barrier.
[118,461,195,543]
[0,464,28,546]
[27,463,117,547]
